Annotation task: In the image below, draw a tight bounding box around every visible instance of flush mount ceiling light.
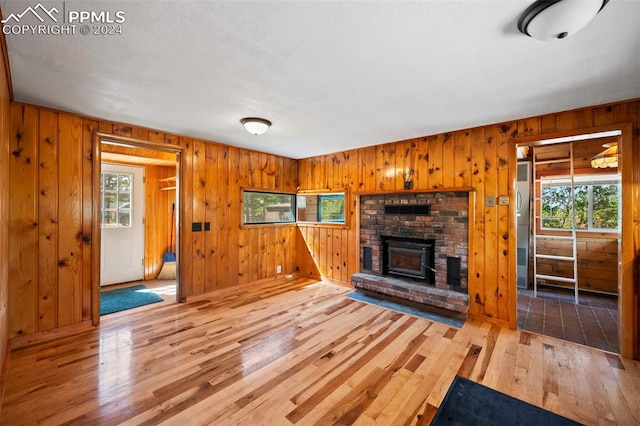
[591,142,618,169]
[240,117,272,135]
[518,0,609,41]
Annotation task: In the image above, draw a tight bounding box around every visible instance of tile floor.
[517,286,618,353]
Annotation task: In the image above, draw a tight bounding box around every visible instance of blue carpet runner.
[100,284,164,315]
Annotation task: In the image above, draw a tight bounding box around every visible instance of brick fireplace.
[351,192,470,315]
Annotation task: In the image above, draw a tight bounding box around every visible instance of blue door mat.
[100,284,164,315]
[346,290,465,328]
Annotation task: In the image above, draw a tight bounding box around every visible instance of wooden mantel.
[354,186,475,196]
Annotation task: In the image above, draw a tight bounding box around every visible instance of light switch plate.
[499,196,510,206]
[486,196,495,207]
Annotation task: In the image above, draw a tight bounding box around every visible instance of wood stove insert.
[382,237,436,284]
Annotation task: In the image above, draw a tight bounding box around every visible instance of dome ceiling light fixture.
[240,117,272,135]
[517,0,610,41]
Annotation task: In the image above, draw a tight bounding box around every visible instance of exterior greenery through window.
[297,192,346,224]
[318,194,345,222]
[100,172,132,228]
[243,191,295,224]
[541,175,619,231]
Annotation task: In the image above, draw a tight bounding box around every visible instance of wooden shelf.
[159,176,176,191]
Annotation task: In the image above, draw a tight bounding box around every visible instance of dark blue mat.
[431,376,581,425]
[346,291,465,328]
[100,285,164,315]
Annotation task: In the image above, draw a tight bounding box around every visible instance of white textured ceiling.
[2,0,639,159]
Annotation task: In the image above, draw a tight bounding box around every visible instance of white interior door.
[100,163,145,286]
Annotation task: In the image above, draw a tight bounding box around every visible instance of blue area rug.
[346,291,465,328]
[432,376,581,425]
[100,285,164,316]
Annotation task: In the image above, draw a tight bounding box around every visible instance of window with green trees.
[243,191,295,224]
[318,194,345,222]
[100,172,132,228]
[297,192,346,224]
[541,175,619,231]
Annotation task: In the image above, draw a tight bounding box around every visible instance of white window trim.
[540,174,620,232]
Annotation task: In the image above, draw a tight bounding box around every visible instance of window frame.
[296,190,348,228]
[100,171,133,229]
[540,174,620,233]
[242,189,297,226]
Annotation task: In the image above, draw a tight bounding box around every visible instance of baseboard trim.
[9,321,94,350]
[185,273,307,303]
[320,277,353,289]
[0,337,12,418]
[468,313,510,329]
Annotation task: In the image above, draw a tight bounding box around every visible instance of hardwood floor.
[3,278,640,425]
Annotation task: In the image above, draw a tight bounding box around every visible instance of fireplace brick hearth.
[351,191,470,315]
[351,272,469,314]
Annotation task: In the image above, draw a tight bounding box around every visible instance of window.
[541,175,619,231]
[318,194,345,222]
[243,191,295,224]
[101,172,132,228]
[297,192,346,224]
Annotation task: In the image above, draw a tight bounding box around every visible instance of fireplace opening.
[382,237,435,284]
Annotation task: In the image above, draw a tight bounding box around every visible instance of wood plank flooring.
[2,278,640,425]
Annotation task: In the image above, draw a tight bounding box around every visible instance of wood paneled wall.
[6,99,639,357]
[297,100,639,349]
[182,141,298,297]
[8,103,299,339]
[0,32,11,378]
[10,106,92,337]
[144,165,176,280]
[535,235,618,294]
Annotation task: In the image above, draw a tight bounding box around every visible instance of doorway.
[515,130,622,353]
[93,134,183,322]
[100,163,145,286]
